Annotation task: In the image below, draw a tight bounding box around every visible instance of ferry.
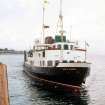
[24,0,91,87]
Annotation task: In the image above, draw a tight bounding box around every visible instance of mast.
[42,0,49,43]
[59,0,64,62]
[42,6,45,43]
[59,0,64,42]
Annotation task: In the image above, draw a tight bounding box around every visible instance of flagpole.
[70,25,72,42]
[85,41,87,62]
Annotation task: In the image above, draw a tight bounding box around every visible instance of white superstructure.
[26,41,89,67]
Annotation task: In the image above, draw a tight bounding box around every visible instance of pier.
[0,64,10,105]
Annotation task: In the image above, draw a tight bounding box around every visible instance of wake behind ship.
[24,0,91,87]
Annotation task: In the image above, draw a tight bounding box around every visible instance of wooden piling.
[0,64,10,105]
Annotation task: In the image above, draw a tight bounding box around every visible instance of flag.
[43,0,49,8]
[44,25,50,28]
[44,0,49,4]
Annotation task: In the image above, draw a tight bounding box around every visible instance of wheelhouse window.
[69,60,74,63]
[43,51,45,57]
[55,60,59,66]
[40,61,42,66]
[33,46,35,51]
[52,45,56,49]
[70,45,73,50]
[64,44,68,50]
[38,53,41,57]
[63,60,67,63]
[57,44,61,49]
[42,61,45,66]
[47,61,53,66]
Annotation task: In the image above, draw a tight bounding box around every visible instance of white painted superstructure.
[25,41,90,68]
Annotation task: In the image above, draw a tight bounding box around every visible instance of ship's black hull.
[24,63,90,86]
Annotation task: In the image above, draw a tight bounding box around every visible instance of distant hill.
[0,48,24,54]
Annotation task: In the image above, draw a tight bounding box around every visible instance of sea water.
[0,54,105,105]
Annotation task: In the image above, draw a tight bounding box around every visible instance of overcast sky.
[0,0,105,54]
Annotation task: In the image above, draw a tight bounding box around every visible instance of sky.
[0,0,105,54]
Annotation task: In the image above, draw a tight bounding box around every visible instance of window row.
[39,60,74,67]
[34,44,74,51]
